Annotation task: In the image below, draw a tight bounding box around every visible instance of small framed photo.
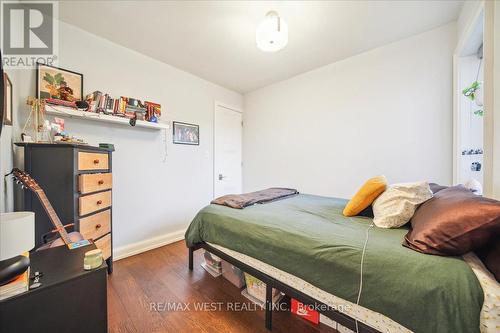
[3,73,12,126]
[173,121,199,145]
[36,62,83,102]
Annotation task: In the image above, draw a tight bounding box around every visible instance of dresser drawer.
[79,191,112,216]
[94,234,111,260]
[79,173,112,194]
[78,152,109,171]
[79,209,111,240]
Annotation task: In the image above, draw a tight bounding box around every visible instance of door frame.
[213,100,243,198]
[452,2,485,185]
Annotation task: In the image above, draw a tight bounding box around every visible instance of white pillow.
[464,179,482,195]
[372,181,433,228]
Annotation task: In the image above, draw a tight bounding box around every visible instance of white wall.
[3,21,242,256]
[243,24,456,198]
[457,0,483,48]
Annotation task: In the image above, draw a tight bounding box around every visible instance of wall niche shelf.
[45,105,169,130]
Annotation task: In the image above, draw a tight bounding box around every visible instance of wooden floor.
[108,240,338,333]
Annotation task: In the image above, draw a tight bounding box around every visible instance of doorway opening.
[454,8,485,193]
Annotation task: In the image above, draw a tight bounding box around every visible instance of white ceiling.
[59,1,464,93]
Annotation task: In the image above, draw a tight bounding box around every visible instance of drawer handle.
[98,180,104,185]
[95,224,102,229]
[96,200,103,205]
[93,159,100,164]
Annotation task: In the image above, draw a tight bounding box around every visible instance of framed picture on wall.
[36,62,83,102]
[3,73,12,126]
[173,121,199,145]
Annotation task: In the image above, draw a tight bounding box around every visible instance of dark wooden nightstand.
[0,244,107,333]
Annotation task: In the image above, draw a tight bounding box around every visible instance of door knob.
[218,174,227,180]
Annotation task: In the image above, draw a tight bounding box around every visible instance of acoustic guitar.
[9,168,90,250]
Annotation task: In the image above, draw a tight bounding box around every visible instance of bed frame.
[189,243,381,333]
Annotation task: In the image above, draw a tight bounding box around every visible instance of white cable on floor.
[355,223,374,333]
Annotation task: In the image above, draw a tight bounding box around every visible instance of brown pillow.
[476,241,500,282]
[357,205,374,218]
[404,185,500,255]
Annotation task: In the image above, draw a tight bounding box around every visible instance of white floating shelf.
[45,105,169,130]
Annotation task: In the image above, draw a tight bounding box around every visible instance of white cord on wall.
[163,127,168,163]
[355,223,374,333]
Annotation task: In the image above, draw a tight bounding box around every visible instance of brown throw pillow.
[404,185,500,256]
[476,241,500,282]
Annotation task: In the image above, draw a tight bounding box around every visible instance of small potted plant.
[462,81,483,116]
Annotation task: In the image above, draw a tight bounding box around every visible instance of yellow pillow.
[343,176,388,217]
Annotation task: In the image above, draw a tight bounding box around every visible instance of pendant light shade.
[256,11,288,52]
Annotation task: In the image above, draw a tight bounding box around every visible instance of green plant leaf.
[473,109,484,116]
[462,81,481,101]
[54,73,64,85]
[43,73,54,85]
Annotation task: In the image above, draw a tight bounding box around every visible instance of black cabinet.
[0,245,107,333]
[16,143,114,273]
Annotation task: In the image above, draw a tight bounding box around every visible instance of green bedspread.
[185,194,483,333]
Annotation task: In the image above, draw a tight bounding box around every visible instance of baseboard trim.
[113,229,186,261]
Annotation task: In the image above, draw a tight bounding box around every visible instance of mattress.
[209,243,500,333]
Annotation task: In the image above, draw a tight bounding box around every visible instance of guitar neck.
[35,189,72,245]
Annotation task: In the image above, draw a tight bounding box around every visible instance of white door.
[214,103,242,198]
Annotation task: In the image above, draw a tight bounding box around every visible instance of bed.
[185,193,497,333]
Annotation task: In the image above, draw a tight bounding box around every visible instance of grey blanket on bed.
[210,187,298,209]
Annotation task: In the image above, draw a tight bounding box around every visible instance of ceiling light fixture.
[256,11,288,52]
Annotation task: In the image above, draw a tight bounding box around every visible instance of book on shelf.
[125,105,146,113]
[83,91,162,122]
[0,252,30,300]
[144,101,161,122]
[45,98,77,109]
[85,91,102,112]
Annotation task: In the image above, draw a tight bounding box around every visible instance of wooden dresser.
[16,143,114,273]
